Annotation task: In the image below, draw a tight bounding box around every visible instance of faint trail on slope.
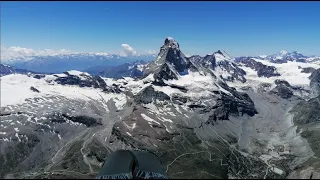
[81,131,97,173]
[200,171,221,178]
[165,151,213,173]
[45,130,88,172]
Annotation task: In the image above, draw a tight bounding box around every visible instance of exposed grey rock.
[144,37,197,83]
[168,84,188,93]
[301,67,316,74]
[271,79,296,99]
[236,57,280,78]
[310,68,320,96]
[288,167,320,179]
[189,52,247,83]
[171,95,188,105]
[30,86,40,93]
[257,83,273,93]
[275,79,291,87]
[55,74,96,87]
[134,86,170,104]
[49,113,103,127]
[52,72,121,93]
[290,96,320,125]
[33,74,46,79]
[207,82,257,123]
[217,60,247,83]
[189,54,216,69]
[270,84,294,99]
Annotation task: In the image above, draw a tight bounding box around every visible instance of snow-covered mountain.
[0,64,15,76]
[189,50,247,83]
[1,38,320,179]
[255,50,320,63]
[0,64,37,77]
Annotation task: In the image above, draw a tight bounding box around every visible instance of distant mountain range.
[256,50,320,63]
[1,53,155,73]
[83,60,148,79]
[2,47,319,75]
[0,64,39,77]
[1,50,319,79]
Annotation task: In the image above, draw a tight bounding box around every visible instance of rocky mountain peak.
[280,50,288,55]
[164,37,179,49]
[143,38,197,83]
[215,50,231,59]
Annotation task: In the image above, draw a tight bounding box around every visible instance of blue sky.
[1,1,320,57]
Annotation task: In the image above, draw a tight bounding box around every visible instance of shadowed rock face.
[207,82,257,122]
[291,96,320,125]
[271,80,297,99]
[236,58,281,78]
[189,53,247,83]
[217,60,247,83]
[144,38,197,84]
[310,69,320,96]
[275,79,291,87]
[50,113,103,127]
[30,86,40,93]
[33,74,46,79]
[272,79,312,99]
[189,54,216,69]
[134,86,170,104]
[55,72,108,90]
[270,84,294,99]
[301,67,316,74]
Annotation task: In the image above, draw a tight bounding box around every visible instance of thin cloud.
[0,46,74,61]
[145,50,157,55]
[120,44,137,57]
[1,45,157,62]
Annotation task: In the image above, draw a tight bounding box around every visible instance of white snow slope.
[0,74,127,109]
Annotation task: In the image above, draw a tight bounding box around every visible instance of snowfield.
[229,59,320,92]
[163,71,232,98]
[252,58,320,86]
[0,74,127,108]
[103,73,155,95]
